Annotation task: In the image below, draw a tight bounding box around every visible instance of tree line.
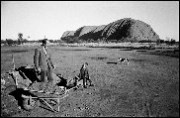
[1,33,63,46]
[61,36,178,45]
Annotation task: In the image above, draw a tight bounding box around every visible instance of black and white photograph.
[1,1,179,117]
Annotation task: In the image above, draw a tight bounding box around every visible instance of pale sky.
[1,1,179,41]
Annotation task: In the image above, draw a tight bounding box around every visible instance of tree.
[156,39,165,45]
[6,39,16,46]
[170,38,176,45]
[18,33,23,45]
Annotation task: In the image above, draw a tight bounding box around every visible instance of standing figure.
[34,38,54,83]
[78,62,93,88]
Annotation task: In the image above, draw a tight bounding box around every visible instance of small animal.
[118,58,129,64]
[65,62,94,90]
[78,62,93,88]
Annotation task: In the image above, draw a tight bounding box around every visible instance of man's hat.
[41,38,48,44]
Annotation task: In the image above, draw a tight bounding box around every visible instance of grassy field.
[1,43,179,117]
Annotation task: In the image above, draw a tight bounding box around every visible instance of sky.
[1,1,179,41]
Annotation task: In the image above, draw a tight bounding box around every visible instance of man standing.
[34,38,54,83]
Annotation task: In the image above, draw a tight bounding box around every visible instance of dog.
[77,62,93,88]
[65,62,94,90]
[118,58,129,64]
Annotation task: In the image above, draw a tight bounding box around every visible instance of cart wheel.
[22,96,37,111]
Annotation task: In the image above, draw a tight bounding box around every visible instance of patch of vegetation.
[2,49,30,53]
[1,45,179,117]
[130,58,147,63]
[149,49,179,58]
[60,49,90,51]
[106,62,118,65]
[91,56,108,60]
[119,48,134,51]
[61,37,83,43]
[136,50,147,52]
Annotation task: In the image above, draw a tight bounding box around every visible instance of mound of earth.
[61,18,159,42]
[1,73,21,117]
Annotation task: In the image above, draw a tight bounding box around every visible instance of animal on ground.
[118,57,130,64]
[78,62,93,88]
[65,62,94,89]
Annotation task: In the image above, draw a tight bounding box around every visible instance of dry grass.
[1,44,179,117]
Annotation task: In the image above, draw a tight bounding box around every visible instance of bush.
[5,39,18,46]
[61,37,82,43]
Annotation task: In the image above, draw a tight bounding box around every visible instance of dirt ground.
[1,45,179,117]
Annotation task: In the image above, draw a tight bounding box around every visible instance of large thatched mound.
[61,18,159,42]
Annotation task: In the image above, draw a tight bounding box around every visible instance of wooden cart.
[3,55,80,112]
[9,65,71,112]
[21,87,69,112]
